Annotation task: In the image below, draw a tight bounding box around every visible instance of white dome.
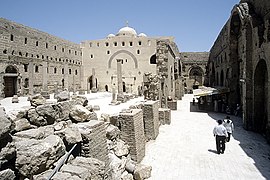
[107,33,115,38]
[116,26,137,36]
[138,33,147,37]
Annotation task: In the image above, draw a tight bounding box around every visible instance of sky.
[1,0,239,52]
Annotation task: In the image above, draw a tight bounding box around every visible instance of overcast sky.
[1,0,239,52]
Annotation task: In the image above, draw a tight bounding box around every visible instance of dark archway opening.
[189,67,203,88]
[105,85,108,92]
[4,65,18,97]
[123,82,126,93]
[254,59,268,134]
[150,54,157,64]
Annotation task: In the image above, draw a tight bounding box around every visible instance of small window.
[97,42,100,47]
[35,65,39,73]
[105,42,109,46]
[19,52,22,56]
[90,54,94,58]
[114,42,117,46]
[3,49,7,54]
[24,64,28,72]
[54,67,57,74]
[122,42,125,46]
[75,69,78,75]
[42,55,44,59]
[46,43,48,48]
[36,41,39,46]
[10,34,14,41]
[62,68,64,74]
[55,58,57,61]
[54,46,57,50]
[25,53,28,57]
[24,38,27,44]
[138,41,142,45]
[137,50,140,54]
[129,42,133,46]
[69,49,71,54]
[69,69,71,74]
[62,48,64,52]
[107,51,110,55]
[36,55,39,58]
[75,51,77,55]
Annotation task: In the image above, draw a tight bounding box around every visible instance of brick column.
[143,100,159,141]
[119,109,145,162]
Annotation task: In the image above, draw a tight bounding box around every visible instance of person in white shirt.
[213,119,228,154]
[223,116,234,142]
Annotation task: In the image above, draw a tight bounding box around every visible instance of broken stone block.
[106,124,120,140]
[14,126,54,140]
[29,94,46,107]
[11,95,19,103]
[0,142,16,167]
[121,171,134,180]
[0,115,11,141]
[92,105,100,111]
[71,95,88,106]
[14,118,31,132]
[167,100,177,110]
[0,169,15,180]
[54,124,82,145]
[15,135,65,177]
[113,139,129,157]
[109,152,127,180]
[159,108,171,125]
[70,105,91,122]
[55,90,70,102]
[134,164,152,180]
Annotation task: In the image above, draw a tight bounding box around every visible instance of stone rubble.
[0,92,174,179]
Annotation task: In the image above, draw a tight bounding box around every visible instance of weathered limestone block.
[54,101,72,122]
[11,95,19,103]
[106,124,120,140]
[109,153,127,180]
[113,139,129,157]
[14,118,31,132]
[142,101,159,141]
[109,114,119,126]
[0,142,16,167]
[119,109,145,162]
[121,171,134,180]
[29,94,46,107]
[60,164,90,179]
[15,135,65,177]
[34,171,82,180]
[70,156,105,180]
[54,124,82,145]
[71,95,88,106]
[14,126,54,140]
[87,112,98,121]
[36,104,57,124]
[55,90,70,102]
[27,108,47,126]
[92,105,100,111]
[70,105,91,122]
[0,115,11,140]
[0,169,15,180]
[54,120,72,131]
[167,100,177,110]
[100,113,110,122]
[77,121,109,166]
[134,164,152,180]
[159,108,171,125]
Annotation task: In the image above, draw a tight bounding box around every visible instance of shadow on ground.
[207,112,270,179]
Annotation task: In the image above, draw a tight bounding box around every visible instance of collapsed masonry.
[0,91,172,180]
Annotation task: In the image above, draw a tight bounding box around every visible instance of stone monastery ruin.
[0,17,209,179]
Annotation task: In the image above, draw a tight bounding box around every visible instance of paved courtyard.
[142,94,270,180]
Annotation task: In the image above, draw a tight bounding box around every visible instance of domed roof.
[107,33,115,38]
[138,33,147,37]
[116,26,137,37]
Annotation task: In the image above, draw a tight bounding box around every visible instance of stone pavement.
[142,94,270,180]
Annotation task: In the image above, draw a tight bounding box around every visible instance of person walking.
[213,119,228,154]
[223,116,234,142]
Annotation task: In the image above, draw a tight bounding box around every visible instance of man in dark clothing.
[213,119,228,154]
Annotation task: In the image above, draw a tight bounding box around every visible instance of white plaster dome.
[138,33,147,37]
[107,33,115,38]
[117,26,137,36]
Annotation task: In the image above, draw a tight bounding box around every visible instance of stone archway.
[254,59,268,134]
[189,66,204,88]
[4,65,18,97]
[108,50,138,69]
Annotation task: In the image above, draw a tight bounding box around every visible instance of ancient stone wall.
[208,1,270,142]
[0,18,82,97]
[181,52,209,93]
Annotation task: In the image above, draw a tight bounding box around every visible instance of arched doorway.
[189,66,203,89]
[4,65,18,97]
[105,85,108,92]
[254,59,268,134]
[123,81,126,93]
[89,76,93,90]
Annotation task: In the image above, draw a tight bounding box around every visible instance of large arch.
[229,12,242,106]
[244,21,254,129]
[108,50,138,68]
[253,59,268,134]
[188,66,204,88]
[4,65,18,97]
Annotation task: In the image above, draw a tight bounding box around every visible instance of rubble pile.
[0,92,154,180]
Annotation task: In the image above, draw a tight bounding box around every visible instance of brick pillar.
[159,108,171,125]
[119,109,145,162]
[143,100,159,141]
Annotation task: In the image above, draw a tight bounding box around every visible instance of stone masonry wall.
[118,109,145,162]
[0,18,82,97]
[142,100,159,141]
